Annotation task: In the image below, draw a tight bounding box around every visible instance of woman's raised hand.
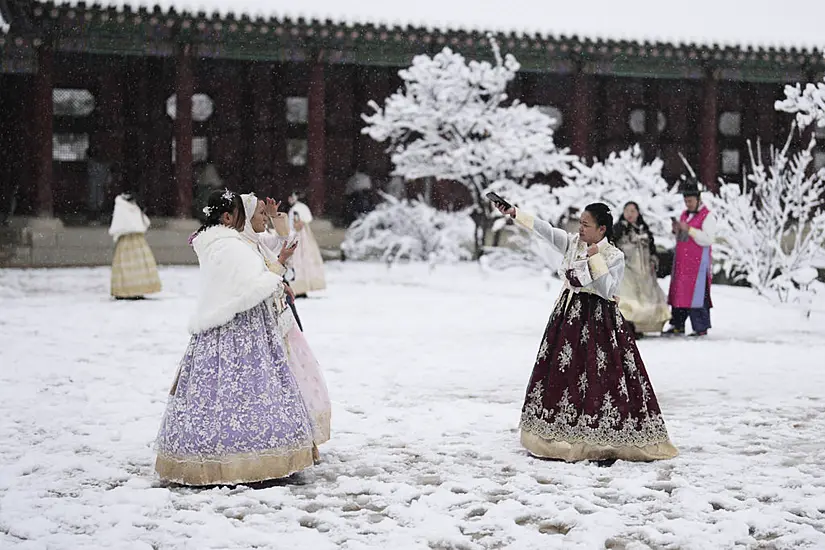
[496,203,516,218]
[264,198,281,217]
[278,240,298,265]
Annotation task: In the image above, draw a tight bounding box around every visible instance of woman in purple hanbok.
[498,201,678,463]
[155,190,315,486]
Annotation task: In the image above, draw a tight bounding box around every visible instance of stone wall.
[0,218,346,268]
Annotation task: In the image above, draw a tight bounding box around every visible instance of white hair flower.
[202,206,213,216]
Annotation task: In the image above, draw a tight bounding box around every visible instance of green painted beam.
[23,2,825,80]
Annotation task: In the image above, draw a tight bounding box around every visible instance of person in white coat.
[287,192,326,297]
[108,193,161,299]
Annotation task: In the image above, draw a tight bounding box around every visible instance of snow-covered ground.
[1,262,824,550]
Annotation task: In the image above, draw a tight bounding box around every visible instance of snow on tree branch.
[706,130,825,315]
[341,195,474,264]
[775,77,825,131]
[361,37,577,259]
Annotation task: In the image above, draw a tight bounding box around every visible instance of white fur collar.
[188,225,282,334]
[108,195,149,242]
[192,224,240,254]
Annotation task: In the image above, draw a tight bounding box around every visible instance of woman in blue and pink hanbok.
[155,190,315,486]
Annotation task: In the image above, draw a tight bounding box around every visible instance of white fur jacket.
[188,225,283,334]
[108,195,150,242]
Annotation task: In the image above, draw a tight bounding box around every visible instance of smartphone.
[486,191,512,210]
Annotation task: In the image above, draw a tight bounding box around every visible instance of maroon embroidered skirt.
[519,289,678,462]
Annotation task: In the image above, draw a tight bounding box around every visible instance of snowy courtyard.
[1,262,824,550]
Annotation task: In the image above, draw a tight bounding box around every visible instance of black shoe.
[662,327,685,336]
[688,331,708,338]
[634,332,645,340]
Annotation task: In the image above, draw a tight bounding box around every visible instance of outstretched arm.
[507,207,569,255]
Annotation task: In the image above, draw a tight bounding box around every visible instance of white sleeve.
[513,209,569,255]
[259,231,286,251]
[689,213,716,247]
[581,250,624,301]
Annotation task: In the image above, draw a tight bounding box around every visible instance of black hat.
[679,178,701,197]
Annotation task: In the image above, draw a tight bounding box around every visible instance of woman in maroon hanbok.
[499,202,678,463]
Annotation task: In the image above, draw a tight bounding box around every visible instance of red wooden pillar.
[307,61,326,216]
[570,70,594,160]
[700,72,719,193]
[174,44,194,218]
[32,45,54,217]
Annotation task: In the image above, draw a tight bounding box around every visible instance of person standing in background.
[665,179,716,337]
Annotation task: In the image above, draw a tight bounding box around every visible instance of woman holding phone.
[495,197,678,463]
[241,193,332,453]
[155,190,316,486]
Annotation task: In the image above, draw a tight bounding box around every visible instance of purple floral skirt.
[155,301,314,485]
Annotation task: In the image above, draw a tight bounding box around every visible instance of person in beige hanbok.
[108,193,161,299]
[287,193,326,297]
[613,202,670,337]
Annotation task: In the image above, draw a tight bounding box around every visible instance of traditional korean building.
[1,0,824,265]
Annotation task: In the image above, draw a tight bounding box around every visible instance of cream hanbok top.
[515,209,625,303]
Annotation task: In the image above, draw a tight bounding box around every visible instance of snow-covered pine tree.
[361,37,576,259]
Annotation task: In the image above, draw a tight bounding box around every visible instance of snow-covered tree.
[341,195,474,265]
[775,77,825,131]
[706,130,825,314]
[556,145,682,247]
[361,38,577,259]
